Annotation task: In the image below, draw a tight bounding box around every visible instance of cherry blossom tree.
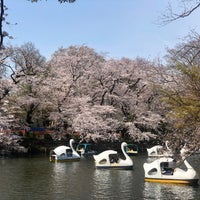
[42,46,107,138]
[0,80,13,130]
[43,46,167,142]
[96,58,167,142]
[5,42,49,127]
[0,46,15,130]
[0,42,170,146]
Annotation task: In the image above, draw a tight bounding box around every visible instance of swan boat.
[76,143,97,157]
[49,139,80,162]
[147,141,173,157]
[143,157,199,185]
[93,142,133,169]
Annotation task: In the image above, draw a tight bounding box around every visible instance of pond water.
[0,154,199,200]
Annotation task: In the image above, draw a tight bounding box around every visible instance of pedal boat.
[50,139,80,162]
[93,142,133,169]
[143,157,199,185]
[147,141,173,157]
[125,144,138,156]
[76,143,97,157]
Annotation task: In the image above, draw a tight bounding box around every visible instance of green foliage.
[162,64,200,129]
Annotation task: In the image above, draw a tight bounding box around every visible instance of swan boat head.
[69,139,81,158]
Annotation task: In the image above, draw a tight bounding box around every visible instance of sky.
[4,0,200,61]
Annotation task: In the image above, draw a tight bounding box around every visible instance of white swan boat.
[147,141,173,157]
[49,139,80,162]
[93,142,133,169]
[143,157,199,185]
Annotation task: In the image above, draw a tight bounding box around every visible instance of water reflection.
[91,169,134,200]
[51,161,81,198]
[52,161,80,177]
[143,182,197,200]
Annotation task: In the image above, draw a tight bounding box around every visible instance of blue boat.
[76,143,97,157]
[125,144,138,156]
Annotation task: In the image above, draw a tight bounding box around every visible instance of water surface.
[0,154,199,200]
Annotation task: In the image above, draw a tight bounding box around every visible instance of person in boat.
[160,162,174,175]
[110,154,119,163]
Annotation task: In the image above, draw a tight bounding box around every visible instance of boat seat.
[161,168,174,175]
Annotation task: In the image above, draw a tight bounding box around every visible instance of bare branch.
[161,0,200,25]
